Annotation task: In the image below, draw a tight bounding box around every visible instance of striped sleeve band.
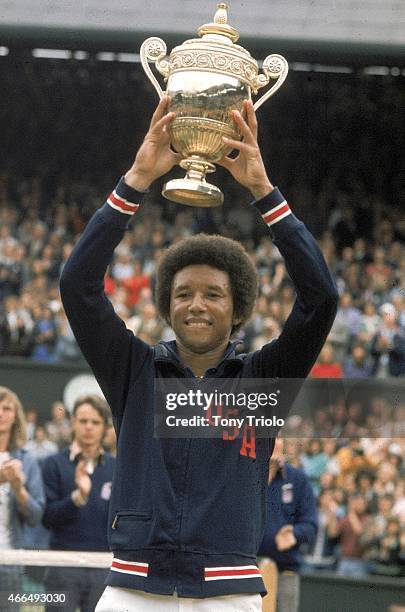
[204,565,261,581]
[106,176,145,216]
[111,558,149,577]
[253,187,291,227]
[107,190,140,216]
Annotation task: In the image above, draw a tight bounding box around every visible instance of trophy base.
[162,179,224,207]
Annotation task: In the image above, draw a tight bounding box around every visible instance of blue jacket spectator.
[0,387,45,546]
[0,386,45,611]
[42,395,115,612]
[258,445,318,612]
[344,344,373,378]
[258,461,318,571]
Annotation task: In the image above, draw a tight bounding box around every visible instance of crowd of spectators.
[287,436,405,578]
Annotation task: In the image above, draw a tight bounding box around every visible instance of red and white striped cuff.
[204,564,261,581]
[262,200,291,227]
[111,558,149,577]
[253,187,292,228]
[107,190,140,216]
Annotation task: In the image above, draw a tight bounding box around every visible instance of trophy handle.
[140,37,170,100]
[253,54,289,111]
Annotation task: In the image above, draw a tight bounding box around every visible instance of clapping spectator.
[0,386,45,606]
[42,395,115,612]
[258,438,318,612]
[328,493,369,577]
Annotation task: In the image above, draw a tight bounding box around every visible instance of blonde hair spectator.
[0,386,27,449]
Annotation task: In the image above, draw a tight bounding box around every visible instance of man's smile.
[185,318,212,328]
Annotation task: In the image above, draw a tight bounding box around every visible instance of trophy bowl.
[140,3,288,207]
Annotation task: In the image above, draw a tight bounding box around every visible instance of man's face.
[170,264,239,354]
[0,398,16,436]
[72,403,105,449]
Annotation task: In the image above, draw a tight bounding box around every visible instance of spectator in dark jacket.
[258,438,318,612]
[42,394,115,612]
[344,343,373,378]
[0,295,33,356]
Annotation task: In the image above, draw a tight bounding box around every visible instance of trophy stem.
[162,156,224,207]
[181,157,216,181]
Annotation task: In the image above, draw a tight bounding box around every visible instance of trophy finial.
[198,3,239,42]
[214,3,229,24]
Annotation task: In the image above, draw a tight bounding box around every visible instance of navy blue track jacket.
[60,178,338,598]
[42,448,115,551]
[258,463,318,571]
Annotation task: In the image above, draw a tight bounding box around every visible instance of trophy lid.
[197,3,239,44]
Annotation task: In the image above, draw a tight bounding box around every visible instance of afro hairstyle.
[155,233,258,335]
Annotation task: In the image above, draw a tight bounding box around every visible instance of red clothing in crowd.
[338,515,368,559]
[121,274,150,306]
[104,275,115,296]
[311,362,343,378]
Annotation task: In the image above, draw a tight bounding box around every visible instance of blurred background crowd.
[0,55,404,580]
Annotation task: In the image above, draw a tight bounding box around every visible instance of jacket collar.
[153,340,245,376]
[69,440,105,467]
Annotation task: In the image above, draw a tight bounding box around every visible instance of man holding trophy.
[60,5,338,611]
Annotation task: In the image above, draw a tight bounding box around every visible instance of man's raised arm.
[219,100,338,378]
[60,97,180,408]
